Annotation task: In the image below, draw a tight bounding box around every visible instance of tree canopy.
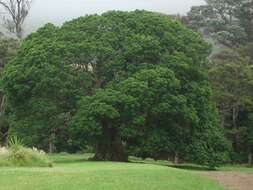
[1,10,228,168]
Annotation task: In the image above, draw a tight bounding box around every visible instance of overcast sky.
[23,0,204,33]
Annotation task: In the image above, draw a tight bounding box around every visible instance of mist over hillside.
[23,0,205,34]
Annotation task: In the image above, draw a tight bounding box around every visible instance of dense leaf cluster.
[1,10,229,168]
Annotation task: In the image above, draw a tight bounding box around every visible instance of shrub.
[0,137,52,167]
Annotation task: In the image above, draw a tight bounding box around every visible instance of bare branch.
[0,0,33,38]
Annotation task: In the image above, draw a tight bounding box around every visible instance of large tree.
[1,11,228,167]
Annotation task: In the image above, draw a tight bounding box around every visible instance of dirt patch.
[201,171,253,190]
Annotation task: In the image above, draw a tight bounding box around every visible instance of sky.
[23,0,205,33]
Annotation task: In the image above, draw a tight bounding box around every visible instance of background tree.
[209,49,253,163]
[0,34,18,145]
[185,0,253,165]
[240,112,253,165]
[0,33,18,67]
[185,0,252,48]
[235,0,253,43]
[0,0,32,39]
[1,24,91,152]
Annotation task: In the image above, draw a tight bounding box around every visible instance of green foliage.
[7,147,52,167]
[185,0,253,47]
[1,10,228,167]
[188,128,231,169]
[0,139,52,167]
[1,24,92,152]
[208,49,253,163]
[185,0,253,165]
[7,135,24,150]
[0,35,19,146]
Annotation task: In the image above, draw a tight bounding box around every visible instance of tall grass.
[0,137,52,167]
[7,135,25,150]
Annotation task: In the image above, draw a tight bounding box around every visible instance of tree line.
[184,0,253,165]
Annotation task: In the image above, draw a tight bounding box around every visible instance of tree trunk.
[232,106,237,129]
[0,131,8,146]
[0,133,4,147]
[0,94,8,146]
[16,24,23,39]
[174,151,179,164]
[92,127,127,162]
[49,130,56,153]
[232,106,240,151]
[248,152,252,166]
[249,146,253,166]
[220,113,225,128]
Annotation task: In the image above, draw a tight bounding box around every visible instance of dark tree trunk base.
[91,152,128,162]
[91,127,128,162]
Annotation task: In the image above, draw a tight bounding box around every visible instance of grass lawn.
[168,163,253,173]
[219,165,253,173]
[0,154,227,190]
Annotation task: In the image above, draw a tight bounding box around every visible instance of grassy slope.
[0,154,226,190]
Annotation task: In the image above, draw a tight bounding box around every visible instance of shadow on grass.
[54,159,88,164]
[168,164,215,171]
[129,156,215,171]
[49,153,94,164]
[50,154,218,172]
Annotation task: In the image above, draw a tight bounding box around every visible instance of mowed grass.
[219,165,253,173]
[0,154,226,190]
[167,163,253,173]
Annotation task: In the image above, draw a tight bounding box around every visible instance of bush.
[0,137,52,167]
